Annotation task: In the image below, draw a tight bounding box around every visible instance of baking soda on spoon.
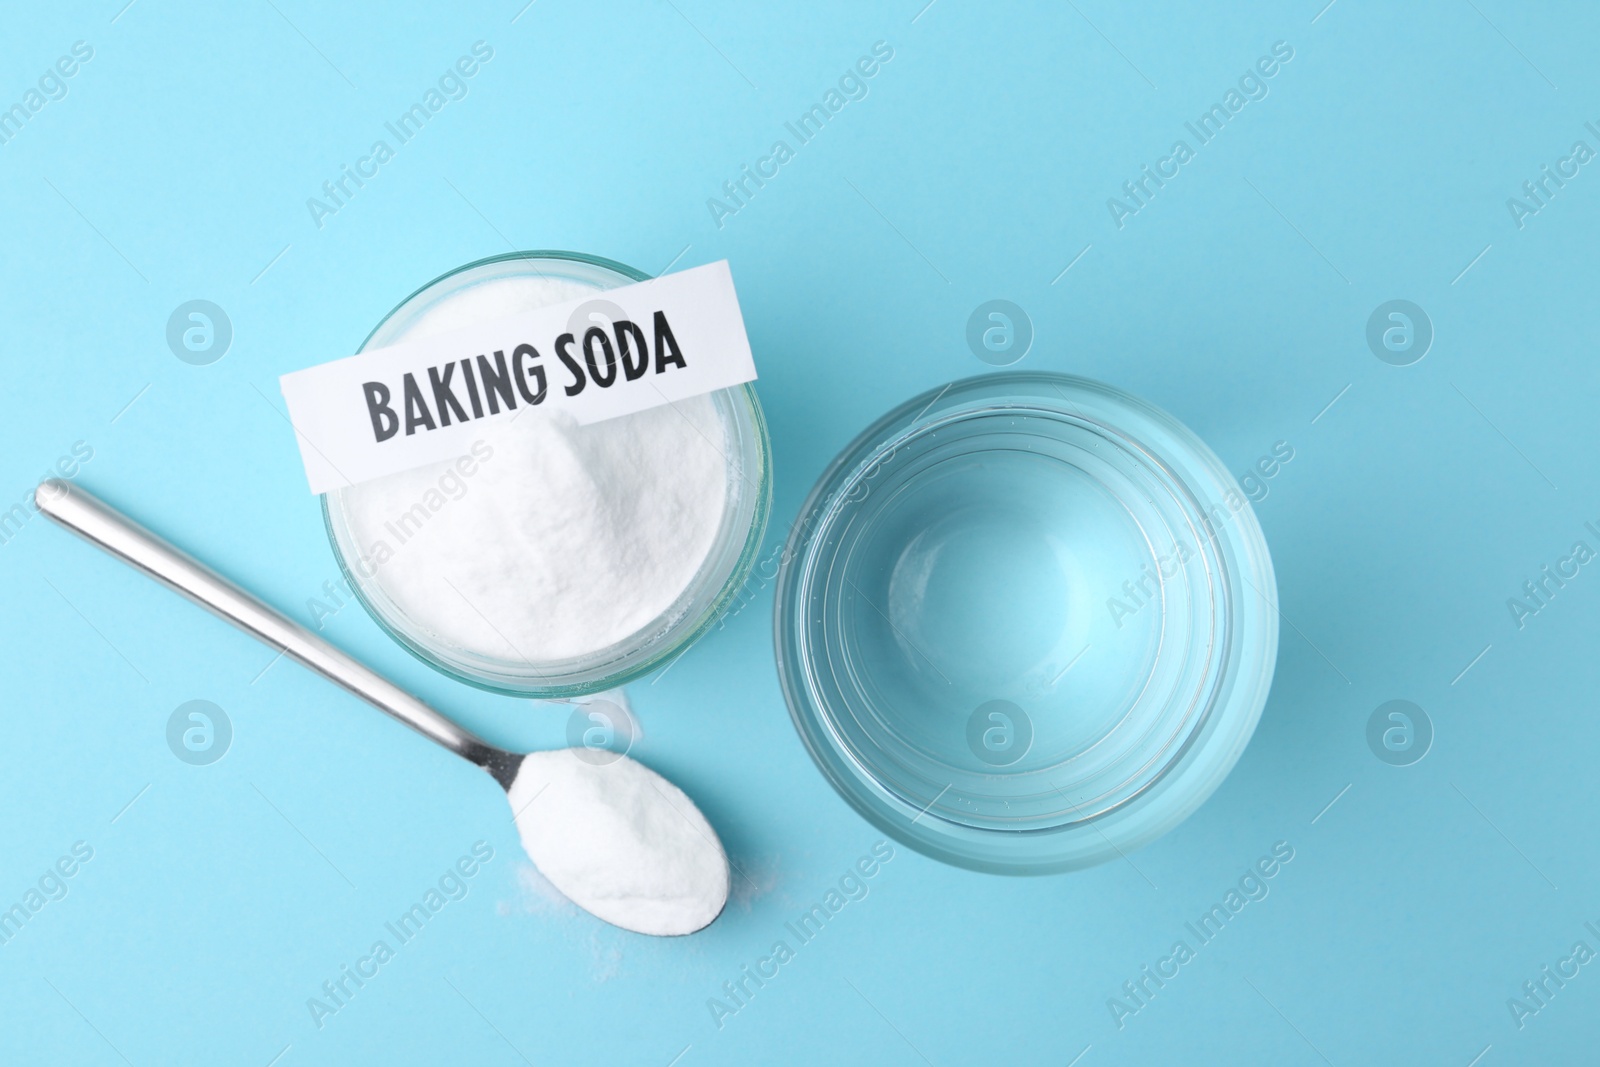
[509,750,730,935]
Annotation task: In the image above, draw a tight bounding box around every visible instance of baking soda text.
[360,313,686,443]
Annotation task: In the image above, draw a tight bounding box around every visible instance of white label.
[278,261,757,494]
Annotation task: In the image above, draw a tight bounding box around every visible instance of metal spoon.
[35,478,729,936]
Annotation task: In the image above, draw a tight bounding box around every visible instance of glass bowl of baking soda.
[322,251,771,697]
[775,373,1278,874]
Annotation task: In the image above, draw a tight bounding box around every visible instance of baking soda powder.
[340,275,729,663]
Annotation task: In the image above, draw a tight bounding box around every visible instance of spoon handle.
[36,478,497,767]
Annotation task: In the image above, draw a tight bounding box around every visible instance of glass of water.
[775,372,1278,873]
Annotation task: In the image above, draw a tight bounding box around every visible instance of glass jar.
[323,251,771,697]
[775,372,1277,873]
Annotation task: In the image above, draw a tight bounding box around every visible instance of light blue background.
[2,1,1596,1063]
